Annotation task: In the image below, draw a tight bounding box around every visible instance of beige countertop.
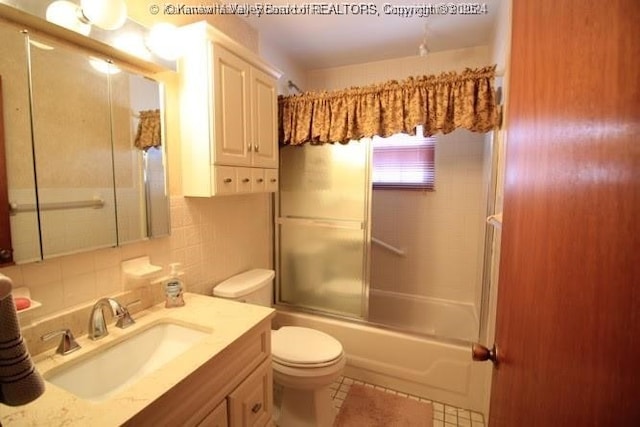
[0,293,275,426]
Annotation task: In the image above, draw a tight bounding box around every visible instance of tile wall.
[1,193,273,355]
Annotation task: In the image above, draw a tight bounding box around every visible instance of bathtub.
[368,289,480,342]
[274,306,492,412]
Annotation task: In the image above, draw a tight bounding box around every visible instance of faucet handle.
[41,329,81,355]
[115,299,140,329]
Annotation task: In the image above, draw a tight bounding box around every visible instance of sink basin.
[44,322,209,402]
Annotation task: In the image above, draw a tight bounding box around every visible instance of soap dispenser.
[164,263,185,308]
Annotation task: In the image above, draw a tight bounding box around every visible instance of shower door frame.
[274,132,499,345]
[273,140,373,321]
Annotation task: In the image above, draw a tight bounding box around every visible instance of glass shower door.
[277,141,371,318]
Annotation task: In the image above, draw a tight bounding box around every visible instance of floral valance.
[134,109,161,150]
[278,65,499,145]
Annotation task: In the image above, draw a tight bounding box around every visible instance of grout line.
[331,376,485,427]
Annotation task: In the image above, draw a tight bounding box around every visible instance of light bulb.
[113,33,152,60]
[146,23,183,61]
[80,0,127,30]
[46,0,91,36]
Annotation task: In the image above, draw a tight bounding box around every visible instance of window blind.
[372,127,435,190]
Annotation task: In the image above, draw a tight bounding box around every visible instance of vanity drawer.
[228,357,273,427]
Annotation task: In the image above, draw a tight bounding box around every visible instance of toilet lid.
[271,327,343,365]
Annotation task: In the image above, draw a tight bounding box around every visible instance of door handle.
[471,343,499,366]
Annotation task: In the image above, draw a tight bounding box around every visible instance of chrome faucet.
[88,298,136,340]
[41,328,81,355]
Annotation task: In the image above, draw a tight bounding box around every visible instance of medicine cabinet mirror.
[0,18,170,264]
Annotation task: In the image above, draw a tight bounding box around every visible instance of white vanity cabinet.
[179,22,281,197]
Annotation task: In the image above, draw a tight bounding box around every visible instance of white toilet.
[213,269,346,427]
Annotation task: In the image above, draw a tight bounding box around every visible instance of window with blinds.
[372,126,435,190]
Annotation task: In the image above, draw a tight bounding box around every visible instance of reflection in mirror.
[0,18,170,263]
[0,21,40,263]
[111,71,170,244]
[28,34,118,258]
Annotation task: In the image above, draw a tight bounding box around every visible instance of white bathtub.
[368,289,479,342]
[274,307,491,412]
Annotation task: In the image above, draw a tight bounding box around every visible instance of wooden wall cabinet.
[179,23,281,197]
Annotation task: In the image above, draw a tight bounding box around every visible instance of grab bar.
[9,198,105,215]
[277,217,364,230]
[372,237,406,257]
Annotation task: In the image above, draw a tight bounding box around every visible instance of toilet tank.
[212,269,275,307]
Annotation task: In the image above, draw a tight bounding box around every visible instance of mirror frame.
[0,75,14,266]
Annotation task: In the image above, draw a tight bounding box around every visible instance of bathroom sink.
[44,322,209,402]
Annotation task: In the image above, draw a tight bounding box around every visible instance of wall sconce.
[45,0,127,35]
[7,0,179,70]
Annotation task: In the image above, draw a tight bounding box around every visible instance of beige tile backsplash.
[1,193,273,355]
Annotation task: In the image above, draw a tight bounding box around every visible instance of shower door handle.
[471,343,499,366]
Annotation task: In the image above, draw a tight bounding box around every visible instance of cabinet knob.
[257,178,264,183]
[251,403,262,413]
[270,178,277,183]
[254,144,259,152]
[223,178,233,183]
[242,178,250,183]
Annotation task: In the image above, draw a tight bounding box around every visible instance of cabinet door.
[198,399,228,427]
[228,357,273,427]
[213,45,251,166]
[250,67,278,168]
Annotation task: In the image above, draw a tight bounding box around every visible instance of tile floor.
[330,376,486,427]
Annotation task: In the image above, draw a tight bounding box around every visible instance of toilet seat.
[272,326,344,368]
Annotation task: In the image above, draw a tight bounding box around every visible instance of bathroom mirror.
[0,19,170,263]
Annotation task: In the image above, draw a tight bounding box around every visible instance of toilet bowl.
[213,269,345,427]
[271,326,346,427]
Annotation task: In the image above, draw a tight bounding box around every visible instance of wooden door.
[489,0,640,425]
